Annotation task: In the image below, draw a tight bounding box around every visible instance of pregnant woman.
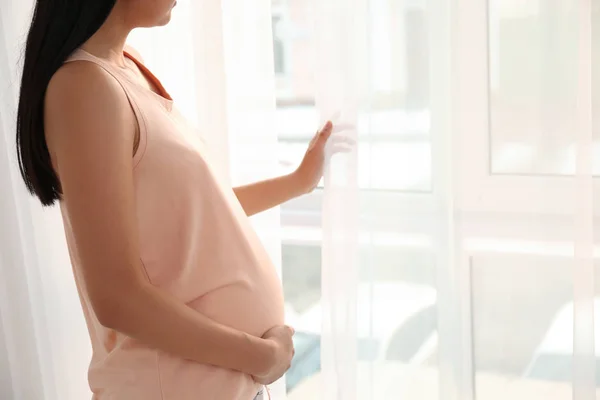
[15,0,337,399]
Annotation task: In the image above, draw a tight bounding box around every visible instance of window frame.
[453,0,598,217]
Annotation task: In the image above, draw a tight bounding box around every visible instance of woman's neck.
[80,3,132,67]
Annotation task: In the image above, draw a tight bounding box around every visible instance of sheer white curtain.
[2,0,600,400]
[1,1,92,399]
[292,0,599,399]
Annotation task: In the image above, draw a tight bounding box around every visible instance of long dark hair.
[16,0,117,206]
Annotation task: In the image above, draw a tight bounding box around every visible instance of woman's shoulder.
[46,60,135,139]
[124,44,145,65]
[49,59,126,104]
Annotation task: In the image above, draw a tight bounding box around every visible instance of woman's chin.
[157,12,173,26]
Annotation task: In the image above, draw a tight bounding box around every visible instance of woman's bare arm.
[44,61,289,377]
[233,173,305,216]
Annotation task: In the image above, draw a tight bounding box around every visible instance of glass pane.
[281,243,319,394]
[281,243,321,394]
[355,245,437,399]
[282,241,438,396]
[488,1,588,176]
[472,254,574,399]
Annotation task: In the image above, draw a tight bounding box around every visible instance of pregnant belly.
[188,277,285,337]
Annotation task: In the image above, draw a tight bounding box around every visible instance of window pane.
[283,241,438,396]
[489,1,590,176]
[526,355,600,386]
[472,254,575,399]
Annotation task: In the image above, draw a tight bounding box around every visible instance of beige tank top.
[59,48,284,400]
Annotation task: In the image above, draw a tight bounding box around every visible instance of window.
[275,0,600,398]
[455,0,600,215]
[489,0,585,176]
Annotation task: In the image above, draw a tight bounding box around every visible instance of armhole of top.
[62,59,148,168]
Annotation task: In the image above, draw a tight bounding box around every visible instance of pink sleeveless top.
[59,48,284,400]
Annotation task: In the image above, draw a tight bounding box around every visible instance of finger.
[286,325,295,335]
[308,132,319,147]
[318,121,333,142]
[320,120,333,134]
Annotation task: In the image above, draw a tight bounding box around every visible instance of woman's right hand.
[254,325,295,384]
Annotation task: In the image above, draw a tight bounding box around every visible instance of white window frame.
[453,0,597,216]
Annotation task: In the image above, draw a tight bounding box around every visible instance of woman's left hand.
[293,120,355,194]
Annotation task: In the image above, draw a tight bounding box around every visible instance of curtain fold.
[573,1,595,399]
[313,0,365,398]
